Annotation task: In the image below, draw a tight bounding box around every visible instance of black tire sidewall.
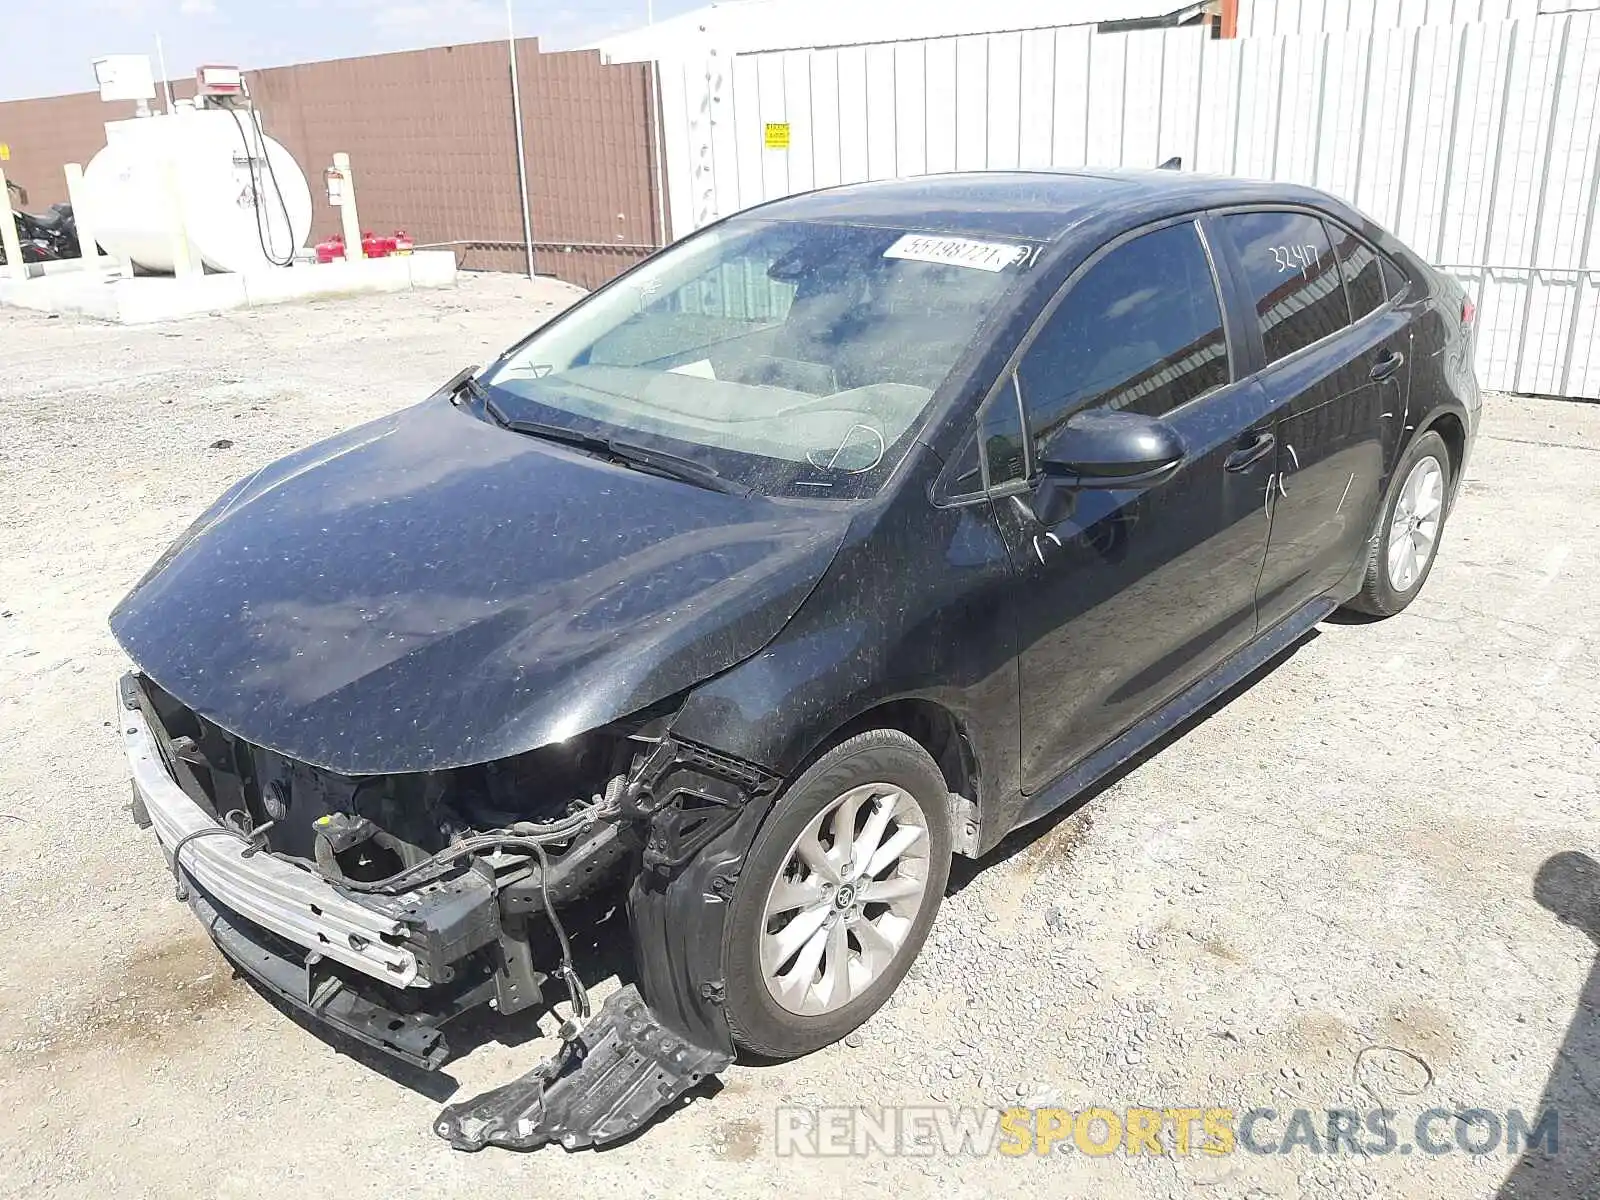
[1369,430,1452,613]
[721,729,953,1059]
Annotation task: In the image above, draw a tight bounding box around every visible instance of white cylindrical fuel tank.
[82,107,313,274]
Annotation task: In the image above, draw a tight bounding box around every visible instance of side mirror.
[1038,409,1185,487]
[1017,409,1184,527]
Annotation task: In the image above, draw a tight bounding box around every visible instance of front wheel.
[721,729,952,1059]
[1344,429,1452,617]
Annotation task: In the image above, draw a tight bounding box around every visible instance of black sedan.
[111,169,1479,1150]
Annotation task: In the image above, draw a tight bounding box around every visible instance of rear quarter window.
[1381,256,1411,301]
[1325,222,1386,321]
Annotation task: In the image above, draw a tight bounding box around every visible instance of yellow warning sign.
[764,122,791,151]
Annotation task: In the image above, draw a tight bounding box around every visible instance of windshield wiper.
[606,439,752,497]
[441,366,490,405]
[485,398,750,496]
[486,398,611,454]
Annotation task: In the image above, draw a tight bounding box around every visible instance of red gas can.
[315,234,345,264]
[393,229,415,256]
[360,231,396,259]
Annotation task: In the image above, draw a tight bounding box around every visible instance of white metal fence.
[1236,0,1595,37]
[657,12,1600,398]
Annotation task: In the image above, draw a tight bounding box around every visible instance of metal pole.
[1268,35,1288,179]
[1511,17,1572,395]
[1116,35,1127,167]
[1351,31,1376,206]
[1229,41,1244,175]
[0,166,27,283]
[1153,31,1166,167]
[334,152,364,261]
[63,163,97,264]
[155,34,175,113]
[1434,26,1471,262]
[507,0,536,281]
[1390,25,1422,239]
[1473,22,1519,337]
[1558,28,1600,397]
[1310,32,1329,188]
[649,62,670,247]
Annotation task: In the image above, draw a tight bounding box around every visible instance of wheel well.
[827,699,977,811]
[1424,411,1466,488]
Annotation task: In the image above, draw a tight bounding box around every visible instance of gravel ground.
[1,273,1596,1199]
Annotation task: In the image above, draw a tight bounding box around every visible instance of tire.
[722,728,953,1059]
[1343,429,1453,618]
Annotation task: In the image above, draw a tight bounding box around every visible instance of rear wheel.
[722,729,952,1059]
[1344,429,1452,617]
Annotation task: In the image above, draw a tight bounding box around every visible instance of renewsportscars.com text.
[774,1105,1559,1159]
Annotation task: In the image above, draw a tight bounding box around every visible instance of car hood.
[110,397,852,773]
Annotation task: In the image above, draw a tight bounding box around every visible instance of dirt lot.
[1,273,1596,1199]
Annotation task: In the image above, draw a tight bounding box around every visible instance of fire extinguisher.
[393,229,414,256]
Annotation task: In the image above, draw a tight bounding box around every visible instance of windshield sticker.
[884,234,1032,273]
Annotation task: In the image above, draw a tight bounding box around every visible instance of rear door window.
[1325,221,1386,321]
[1219,211,1347,366]
[1014,221,1230,455]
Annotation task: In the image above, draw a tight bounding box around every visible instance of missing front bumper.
[122,670,782,1152]
[186,879,494,1070]
[121,686,427,986]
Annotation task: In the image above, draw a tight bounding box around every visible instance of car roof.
[744,169,1347,244]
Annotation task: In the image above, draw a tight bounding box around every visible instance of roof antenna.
[1158,156,1183,170]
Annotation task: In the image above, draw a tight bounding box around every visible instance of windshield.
[479,219,1031,498]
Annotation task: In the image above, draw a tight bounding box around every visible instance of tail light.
[1461,298,1476,328]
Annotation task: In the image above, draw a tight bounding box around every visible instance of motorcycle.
[1,179,81,264]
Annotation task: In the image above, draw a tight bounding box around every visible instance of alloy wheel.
[759,782,932,1016]
[1387,455,1445,592]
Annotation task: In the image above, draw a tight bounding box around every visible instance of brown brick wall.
[0,40,662,290]
[0,78,196,209]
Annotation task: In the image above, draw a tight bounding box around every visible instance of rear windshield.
[480,219,1031,498]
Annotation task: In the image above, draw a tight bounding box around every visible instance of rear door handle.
[1370,350,1405,381]
[1224,430,1276,473]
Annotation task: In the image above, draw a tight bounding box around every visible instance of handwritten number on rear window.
[1270,244,1321,278]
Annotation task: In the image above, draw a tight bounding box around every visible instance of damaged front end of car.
[120,669,783,1152]
[107,393,858,1150]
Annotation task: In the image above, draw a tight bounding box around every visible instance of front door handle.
[1224,430,1276,473]
[1370,349,1406,381]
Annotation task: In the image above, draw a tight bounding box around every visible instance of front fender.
[668,492,1022,834]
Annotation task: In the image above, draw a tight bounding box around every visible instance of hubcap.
[759,783,931,1016]
[1387,456,1444,593]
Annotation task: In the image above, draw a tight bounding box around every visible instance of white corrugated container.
[81,107,313,274]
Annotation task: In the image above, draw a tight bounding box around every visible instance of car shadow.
[1321,607,1382,626]
[1496,850,1600,1199]
[949,628,1320,893]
